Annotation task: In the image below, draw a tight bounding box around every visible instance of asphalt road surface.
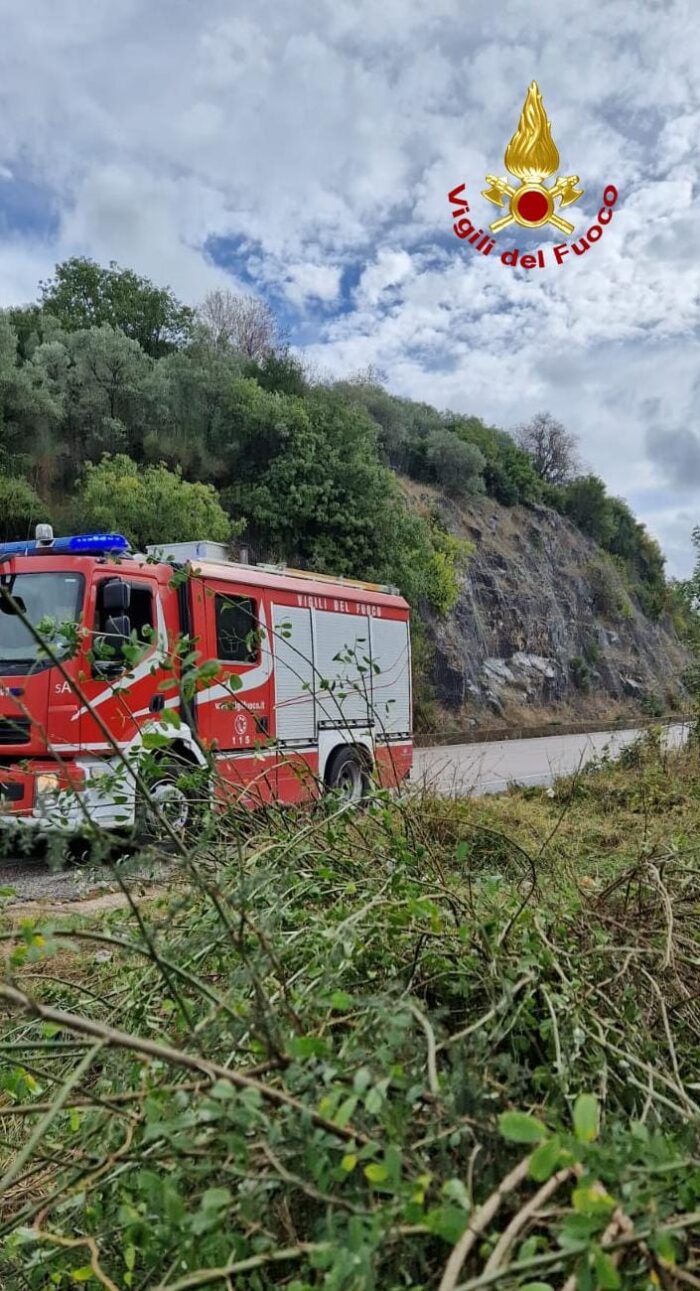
[413,722,688,798]
[0,723,688,906]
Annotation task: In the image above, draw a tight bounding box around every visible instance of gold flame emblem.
[482,82,583,234]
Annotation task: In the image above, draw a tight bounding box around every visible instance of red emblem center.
[515,188,550,223]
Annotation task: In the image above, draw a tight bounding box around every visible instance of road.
[413,722,688,797]
[0,723,688,906]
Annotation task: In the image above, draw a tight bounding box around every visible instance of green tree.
[332,380,414,471]
[74,454,232,549]
[561,475,615,546]
[40,258,194,357]
[245,349,308,397]
[0,473,46,541]
[446,415,540,506]
[426,430,485,497]
[0,314,62,490]
[141,338,244,480]
[29,325,151,480]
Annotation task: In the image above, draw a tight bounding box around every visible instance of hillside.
[406,483,689,728]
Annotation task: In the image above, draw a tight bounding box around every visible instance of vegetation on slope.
[0,258,679,632]
[1,732,700,1287]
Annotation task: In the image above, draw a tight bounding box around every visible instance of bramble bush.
[1,732,700,1288]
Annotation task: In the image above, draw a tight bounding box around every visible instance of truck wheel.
[135,759,202,844]
[325,746,370,806]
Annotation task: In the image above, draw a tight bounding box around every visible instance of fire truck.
[0,528,412,835]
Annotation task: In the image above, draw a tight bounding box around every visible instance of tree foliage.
[74,454,232,549]
[0,473,45,541]
[39,257,194,356]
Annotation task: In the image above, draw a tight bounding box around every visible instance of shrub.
[74,453,233,549]
[425,430,485,497]
[562,475,615,546]
[570,654,591,691]
[0,473,46,541]
[587,557,629,619]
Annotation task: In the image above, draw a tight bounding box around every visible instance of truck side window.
[215,595,258,664]
[95,581,153,641]
[128,585,154,641]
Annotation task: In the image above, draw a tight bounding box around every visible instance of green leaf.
[572,1185,616,1218]
[498,1111,547,1143]
[71,1270,94,1283]
[364,1163,389,1184]
[529,1136,562,1182]
[573,1093,599,1143]
[201,1186,231,1211]
[341,1154,357,1173]
[365,1087,384,1114]
[557,1215,599,1250]
[521,1284,554,1291]
[442,1178,471,1211]
[125,1245,136,1271]
[334,1095,358,1128]
[159,708,182,728]
[652,1232,677,1265]
[424,1203,469,1244]
[593,1248,621,1289]
[329,990,354,1010]
[141,731,171,749]
[353,1067,372,1095]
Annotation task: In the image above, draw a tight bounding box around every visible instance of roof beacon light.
[68,533,130,553]
[35,523,54,545]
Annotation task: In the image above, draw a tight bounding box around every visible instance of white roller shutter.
[370,617,411,736]
[313,611,373,725]
[272,605,315,743]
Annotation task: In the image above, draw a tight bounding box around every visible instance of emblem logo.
[448,82,618,270]
[482,81,583,235]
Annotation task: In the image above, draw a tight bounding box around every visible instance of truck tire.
[134,757,204,844]
[325,745,370,806]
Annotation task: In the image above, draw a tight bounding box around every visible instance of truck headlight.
[36,774,60,796]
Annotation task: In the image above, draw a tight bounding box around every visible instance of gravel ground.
[0,843,176,907]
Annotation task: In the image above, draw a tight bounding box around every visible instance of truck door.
[195,581,275,804]
[77,573,161,753]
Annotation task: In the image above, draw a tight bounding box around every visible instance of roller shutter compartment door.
[369,617,411,736]
[313,611,372,726]
[272,605,315,743]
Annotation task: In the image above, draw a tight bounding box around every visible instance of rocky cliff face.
[417,489,688,725]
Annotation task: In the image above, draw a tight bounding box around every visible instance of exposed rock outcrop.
[418,490,688,723]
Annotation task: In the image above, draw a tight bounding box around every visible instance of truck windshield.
[0,573,84,674]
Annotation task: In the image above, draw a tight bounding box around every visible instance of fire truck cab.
[0,529,412,833]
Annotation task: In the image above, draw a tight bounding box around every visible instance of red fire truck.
[0,528,412,835]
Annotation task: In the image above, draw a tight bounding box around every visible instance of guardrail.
[413,714,693,748]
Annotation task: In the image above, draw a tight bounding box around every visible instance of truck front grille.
[0,718,30,745]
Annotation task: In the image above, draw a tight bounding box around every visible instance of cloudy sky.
[0,0,697,572]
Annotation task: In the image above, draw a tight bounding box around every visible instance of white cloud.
[356,250,414,305]
[281,261,342,305]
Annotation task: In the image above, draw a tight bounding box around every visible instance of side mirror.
[102,581,131,613]
[92,614,132,678]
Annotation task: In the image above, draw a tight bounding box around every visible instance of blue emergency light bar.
[0,533,130,558]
